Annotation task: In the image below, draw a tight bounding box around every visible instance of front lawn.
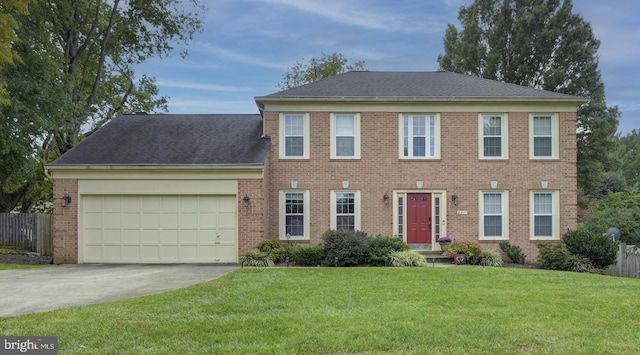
[1,267,638,354]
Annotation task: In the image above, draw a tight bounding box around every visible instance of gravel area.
[0,253,53,265]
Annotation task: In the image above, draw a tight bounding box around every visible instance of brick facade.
[262,108,578,261]
[52,179,78,264]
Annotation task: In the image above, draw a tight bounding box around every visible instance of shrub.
[241,251,274,267]
[498,241,526,264]
[479,250,503,267]
[537,242,570,270]
[257,238,288,263]
[322,230,370,266]
[567,255,593,273]
[445,241,483,265]
[290,245,325,266]
[388,251,426,267]
[368,235,410,266]
[562,225,618,269]
[587,191,640,245]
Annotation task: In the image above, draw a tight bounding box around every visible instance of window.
[530,191,559,239]
[530,114,558,159]
[401,114,439,159]
[331,113,360,159]
[479,114,508,159]
[479,191,509,239]
[279,113,309,159]
[279,191,309,239]
[331,191,360,231]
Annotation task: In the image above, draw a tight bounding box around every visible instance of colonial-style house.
[47,71,585,263]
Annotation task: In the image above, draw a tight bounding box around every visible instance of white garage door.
[82,195,237,263]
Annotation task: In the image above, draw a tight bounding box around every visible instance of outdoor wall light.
[383,194,390,205]
[61,194,72,207]
[452,193,459,206]
[243,195,250,207]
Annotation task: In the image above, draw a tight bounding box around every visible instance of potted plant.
[437,236,452,255]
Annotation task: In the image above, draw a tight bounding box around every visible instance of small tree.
[278,52,366,90]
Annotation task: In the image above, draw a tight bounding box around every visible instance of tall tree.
[0,0,204,212]
[278,52,366,90]
[0,0,29,103]
[437,0,619,197]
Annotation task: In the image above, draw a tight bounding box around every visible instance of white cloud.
[156,80,252,92]
[196,42,287,70]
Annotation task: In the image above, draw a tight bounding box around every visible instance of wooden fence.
[0,213,53,255]
[604,243,640,279]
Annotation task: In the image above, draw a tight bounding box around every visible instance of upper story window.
[331,113,360,159]
[479,190,509,240]
[530,114,559,159]
[400,114,440,159]
[479,114,508,159]
[279,113,309,159]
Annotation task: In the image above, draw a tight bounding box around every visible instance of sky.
[138,0,639,135]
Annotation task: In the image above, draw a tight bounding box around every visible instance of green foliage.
[587,191,640,245]
[290,245,325,266]
[438,0,619,197]
[1,0,204,212]
[387,251,426,267]
[537,242,570,271]
[240,251,274,267]
[615,129,640,189]
[0,247,28,255]
[445,241,483,265]
[278,52,366,90]
[562,226,618,269]
[257,238,289,263]
[367,235,410,266]
[322,230,370,266]
[498,241,526,264]
[567,255,593,273]
[479,250,503,267]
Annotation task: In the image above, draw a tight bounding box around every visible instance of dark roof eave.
[255,96,588,103]
[46,164,265,170]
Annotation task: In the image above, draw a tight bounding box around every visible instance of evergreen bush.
[290,245,325,266]
[562,225,618,269]
[536,242,570,270]
[498,241,526,264]
[368,235,410,266]
[322,230,370,266]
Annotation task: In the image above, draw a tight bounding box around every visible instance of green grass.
[1,267,639,354]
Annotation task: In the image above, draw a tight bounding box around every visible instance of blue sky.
[138,0,639,135]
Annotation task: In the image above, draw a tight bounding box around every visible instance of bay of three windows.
[281,113,558,159]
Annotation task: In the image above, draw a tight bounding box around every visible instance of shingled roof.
[255,71,586,103]
[48,114,269,167]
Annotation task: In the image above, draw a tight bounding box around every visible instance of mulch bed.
[0,253,53,265]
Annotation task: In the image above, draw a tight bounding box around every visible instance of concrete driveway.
[0,264,237,317]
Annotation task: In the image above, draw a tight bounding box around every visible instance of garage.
[82,195,237,263]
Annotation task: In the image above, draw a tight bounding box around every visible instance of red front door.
[407,193,432,244]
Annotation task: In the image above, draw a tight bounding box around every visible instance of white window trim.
[330,190,361,231]
[529,190,560,240]
[330,113,361,159]
[279,113,310,159]
[478,190,509,240]
[529,113,559,159]
[398,113,441,159]
[478,114,509,159]
[279,190,310,240]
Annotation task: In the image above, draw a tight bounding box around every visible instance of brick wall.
[238,178,267,256]
[52,179,78,264]
[264,109,578,262]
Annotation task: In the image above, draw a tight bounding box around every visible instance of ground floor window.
[331,190,360,231]
[530,190,559,239]
[280,190,309,239]
[479,190,509,240]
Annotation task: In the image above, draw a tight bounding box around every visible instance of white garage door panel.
[82,195,237,263]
